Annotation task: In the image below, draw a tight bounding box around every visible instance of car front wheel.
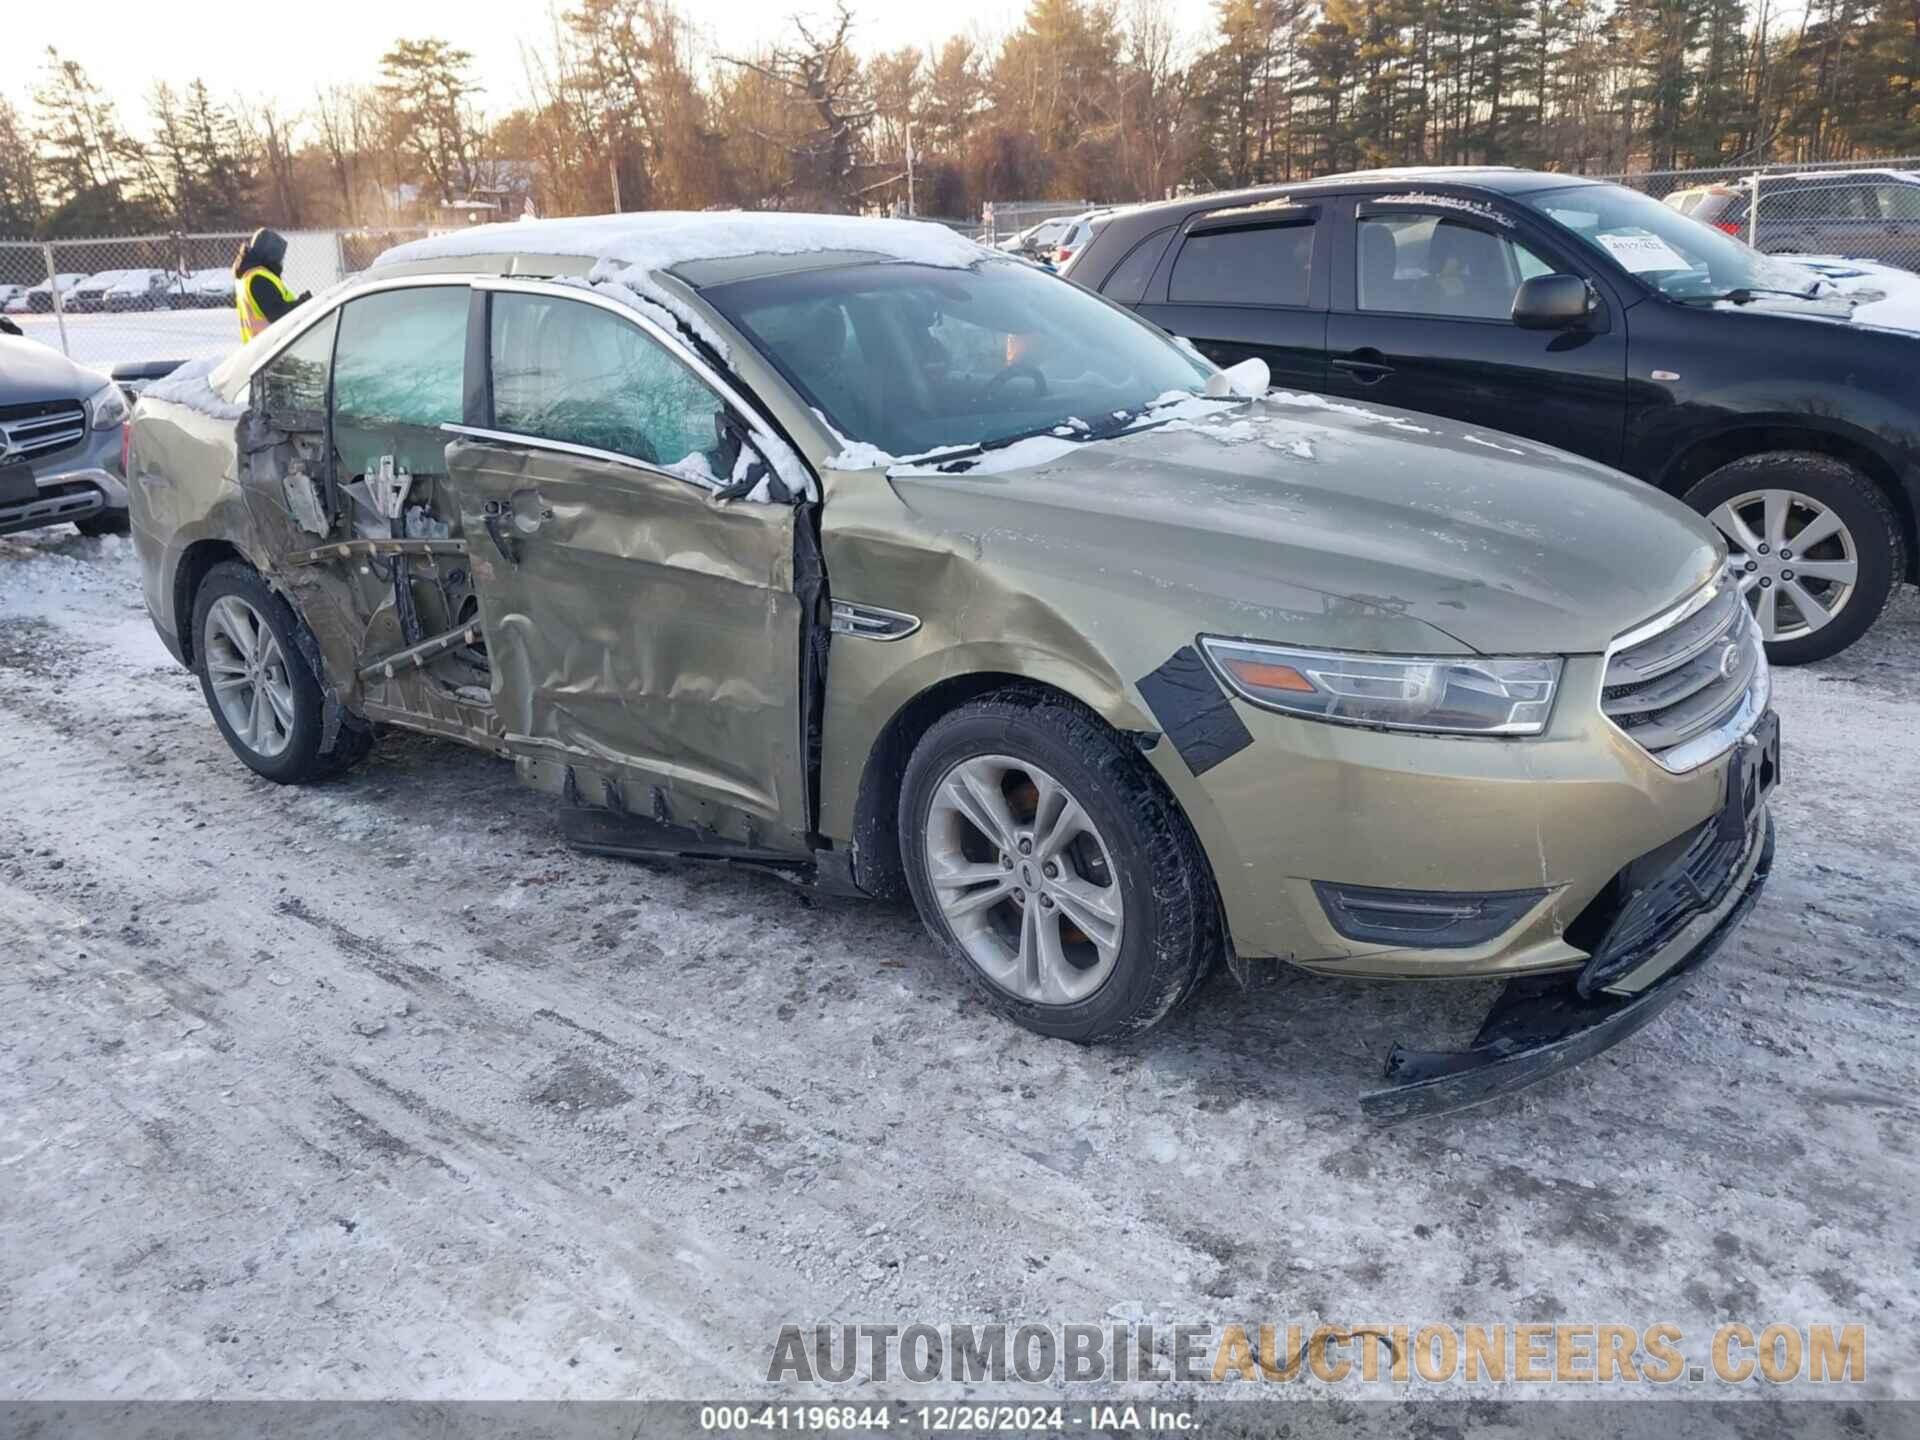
[1685,452,1904,665]
[899,688,1219,1043]
[192,561,373,783]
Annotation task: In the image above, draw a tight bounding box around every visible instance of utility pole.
[905,123,915,217]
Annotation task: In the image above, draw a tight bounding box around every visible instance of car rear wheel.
[192,561,373,783]
[899,688,1219,1043]
[1684,452,1903,665]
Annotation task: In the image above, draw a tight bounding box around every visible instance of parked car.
[172,267,234,310]
[1673,169,1920,271]
[1052,208,1116,271]
[996,217,1072,263]
[0,333,131,537]
[66,270,137,313]
[0,282,28,311]
[1071,167,1919,662]
[12,273,87,313]
[103,269,179,311]
[126,212,1777,1117]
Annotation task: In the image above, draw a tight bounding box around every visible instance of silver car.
[0,335,131,536]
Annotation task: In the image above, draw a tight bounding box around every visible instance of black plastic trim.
[1136,645,1254,777]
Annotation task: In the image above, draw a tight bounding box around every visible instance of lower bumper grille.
[1572,711,1779,995]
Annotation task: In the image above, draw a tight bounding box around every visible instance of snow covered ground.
[6,307,236,371]
[1,528,1917,1412]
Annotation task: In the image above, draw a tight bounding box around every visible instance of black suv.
[1675,169,1920,271]
[1066,168,1918,662]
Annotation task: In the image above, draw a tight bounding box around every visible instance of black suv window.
[1169,220,1314,307]
[1099,227,1175,304]
[332,285,469,477]
[489,291,728,473]
[1356,211,1552,321]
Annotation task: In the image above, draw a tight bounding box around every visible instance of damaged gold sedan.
[126,213,1778,1117]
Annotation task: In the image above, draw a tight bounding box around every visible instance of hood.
[884,394,1721,657]
[235,227,288,277]
[1705,256,1920,336]
[0,336,111,406]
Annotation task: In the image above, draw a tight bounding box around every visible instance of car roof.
[370,211,990,285]
[1119,167,1605,225]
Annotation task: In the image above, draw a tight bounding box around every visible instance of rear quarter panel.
[129,398,256,648]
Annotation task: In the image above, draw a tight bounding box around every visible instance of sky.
[3,0,1038,120]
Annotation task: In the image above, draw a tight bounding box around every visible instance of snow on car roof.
[374,211,990,275]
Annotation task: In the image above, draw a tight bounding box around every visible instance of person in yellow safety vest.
[232,228,309,342]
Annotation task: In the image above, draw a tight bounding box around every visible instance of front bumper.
[1362,808,1773,1122]
[1149,654,1758,980]
[0,426,127,537]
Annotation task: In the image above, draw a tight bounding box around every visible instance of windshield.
[704,258,1212,458]
[1520,182,1821,302]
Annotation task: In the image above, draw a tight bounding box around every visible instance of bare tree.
[723,2,878,210]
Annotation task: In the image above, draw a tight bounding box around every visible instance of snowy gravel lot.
[2,526,1917,1411]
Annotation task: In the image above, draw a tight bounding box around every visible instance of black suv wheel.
[1685,452,1904,665]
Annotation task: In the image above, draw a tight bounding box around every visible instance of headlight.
[1199,636,1563,735]
[88,382,130,431]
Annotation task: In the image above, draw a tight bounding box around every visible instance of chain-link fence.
[1594,156,1920,272]
[1,227,428,371]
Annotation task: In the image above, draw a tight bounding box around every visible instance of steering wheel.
[982,361,1049,399]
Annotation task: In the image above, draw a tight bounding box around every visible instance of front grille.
[1601,566,1767,770]
[0,400,88,463]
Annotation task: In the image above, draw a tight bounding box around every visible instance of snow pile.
[140,356,246,421]
[1788,256,1920,334]
[376,211,990,276]
[1266,389,1436,434]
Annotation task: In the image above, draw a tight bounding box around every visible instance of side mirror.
[1512,274,1596,330]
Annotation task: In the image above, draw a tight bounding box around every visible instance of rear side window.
[1169,221,1314,307]
[332,285,469,476]
[1099,227,1175,304]
[489,292,727,471]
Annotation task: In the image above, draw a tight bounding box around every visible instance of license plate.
[1732,711,1780,828]
[0,463,35,506]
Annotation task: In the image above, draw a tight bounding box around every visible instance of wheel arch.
[846,671,1166,902]
[1656,420,1918,582]
[171,538,252,665]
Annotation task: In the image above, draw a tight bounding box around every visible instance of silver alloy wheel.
[1707,488,1858,642]
[203,595,296,758]
[924,753,1124,1005]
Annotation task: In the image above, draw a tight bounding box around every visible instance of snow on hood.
[374,211,991,275]
[1786,255,1920,334]
[141,357,246,422]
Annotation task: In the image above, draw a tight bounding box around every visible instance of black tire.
[75,510,130,537]
[898,686,1220,1043]
[191,560,373,783]
[1682,451,1904,665]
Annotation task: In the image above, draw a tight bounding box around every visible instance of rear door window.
[331,285,470,477]
[488,291,728,477]
[1099,227,1175,304]
[1168,219,1316,307]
